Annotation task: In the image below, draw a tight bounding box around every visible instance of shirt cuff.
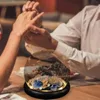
[53,42,74,62]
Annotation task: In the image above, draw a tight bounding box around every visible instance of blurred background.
[0,0,90,55]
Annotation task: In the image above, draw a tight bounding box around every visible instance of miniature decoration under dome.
[24,49,70,99]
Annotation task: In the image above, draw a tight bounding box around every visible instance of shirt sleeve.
[51,7,100,79]
[51,11,82,49]
[53,42,100,79]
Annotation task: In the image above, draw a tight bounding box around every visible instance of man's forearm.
[53,41,100,79]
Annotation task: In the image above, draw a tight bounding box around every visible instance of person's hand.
[22,1,41,12]
[12,11,44,38]
[24,27,58,50]
[22,1,42,27]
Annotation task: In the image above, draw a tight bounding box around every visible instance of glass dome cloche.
[24,45,70,99]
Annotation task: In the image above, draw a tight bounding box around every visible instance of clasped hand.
[22,1,57,49]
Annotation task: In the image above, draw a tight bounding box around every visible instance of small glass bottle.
[0,25,2,40]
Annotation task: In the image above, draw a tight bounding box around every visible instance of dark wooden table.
[7,56,100,100]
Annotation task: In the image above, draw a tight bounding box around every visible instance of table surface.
[7,56,100,100]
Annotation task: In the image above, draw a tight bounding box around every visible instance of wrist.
[50,38,58,50]
[10,31,22,38]
[10,31,22,41]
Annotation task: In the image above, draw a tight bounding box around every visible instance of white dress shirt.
[51,5,100,79]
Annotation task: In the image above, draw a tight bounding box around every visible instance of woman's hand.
[12,11,44,38]
[22,1,42,27]
[22,1,41,12]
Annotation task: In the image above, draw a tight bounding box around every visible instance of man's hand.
[22,1,58,50]
[12,11,44,38]
[24,27,58,50]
